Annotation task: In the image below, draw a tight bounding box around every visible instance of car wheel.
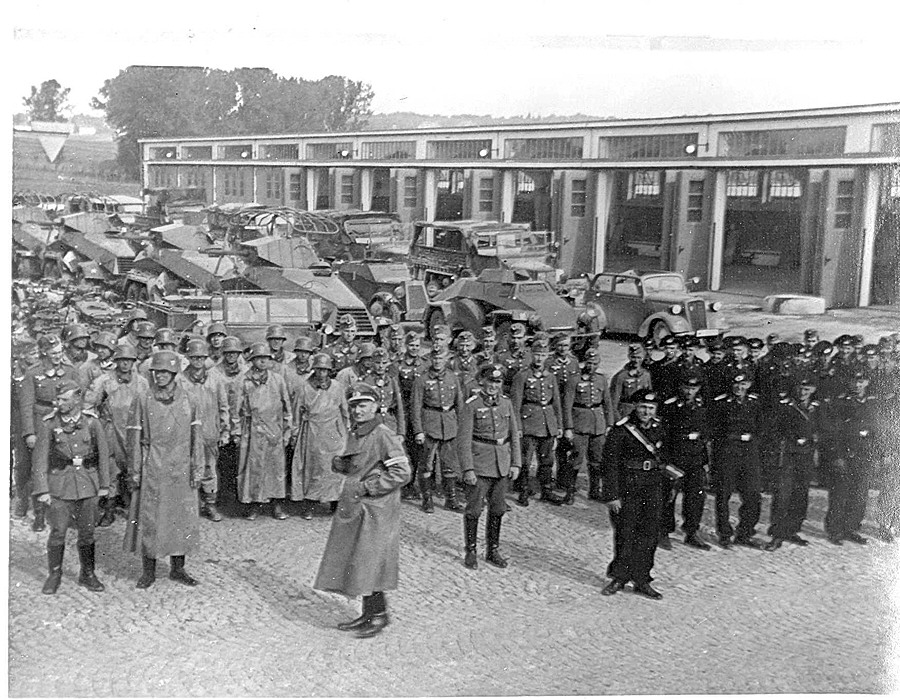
[427,309,446,340]
[370,299,401,324]
[652,321,671,345]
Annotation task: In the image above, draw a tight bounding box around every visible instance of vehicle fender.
[639,313,690,338]
[425,300,456,326]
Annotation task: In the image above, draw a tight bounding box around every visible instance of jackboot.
[562,470,578,505]
[485,514,508,568]
[201,492,223,522]
[136,555,157,589]
[421,488,435,514]
[169,555,199,586]
[31,500,46,532]
[41,544,65,595]
[97,497,116,528]
[443,478,465,512]
[338,595,372,631]
[587,471,602,501]
[540,484,565,505]
[77,543,105,592]
[463,515,479,569]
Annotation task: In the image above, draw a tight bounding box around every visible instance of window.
[437,169,465,194]
[726,170,759,198]
[289,173,303,201]
[427,139,493,160]
[834,180,854,229]
[687,180,704,222]
[264,170,283,200]
[628,171,661,198]
[403,176,418,208]
[361,141,416,160]
[259,144,299,160]
[149,146,176,161]
[221,169,246,197]
[872,123,900,156]
[768,170,802,199]
[570,179,587,217]
[516,172,535,193]
[217,144,253,160]
[340,174,355,205]
[479,177,495,213]
[307,142,353,160]
[599,133,698,159]
[718,127,845,157]
[182,145,212,160]
[616,277,641,296]
[182,167,207,189]
[889,169,900,200]
[504,137,584,160]
[591,275,614,293]
[432,227,463,250]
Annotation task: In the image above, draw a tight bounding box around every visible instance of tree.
[23,79,71,122]
[92,66,374,178]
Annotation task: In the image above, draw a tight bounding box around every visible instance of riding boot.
[31,499,46,532]
[41,544,65,594]
[463,515,479,569]
[169,555,199,586]
[202,492,223,522]
[77,543,105,592]
[563,469,579,505]
[485,514,508,568]
[97,497,116,527]
[587,467,602,500]
[421,483,435,514]
[337,595,372,631]
[444,478,465,512]
[540,484,566,505]
[136,555,157,589]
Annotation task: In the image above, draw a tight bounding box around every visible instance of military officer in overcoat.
[33,380,111,594]
[458,364,522,569]
[314,382,411,639]
[599,389,670,600]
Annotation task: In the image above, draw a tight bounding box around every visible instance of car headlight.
[670,304,683,315]
[709,301,722,312]
[393,285,405,299]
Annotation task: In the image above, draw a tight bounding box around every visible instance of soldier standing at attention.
[336,342,377,388]
[33,380,111,594]
[283,336,316,412]
[599,390,669,600]
[204,322,228,369]
[264,324,290,376]
[449,331,480,396]
[458,364,522,569]
[497,323,530,394]
[131,321,156,365]
[396,332,426,501]
[126,350,203,589]
[61,323,96,388]
[549,332,581,495]
[511,333,565,506]
[562,347,614,504]
[710,373,764,549]
[610,343,653,422]
[660,372,711,550]
[82,331,117,387]
[475,326,499,366]
[314,383,411,639]
[363,348,405,436]
[648,336,684,402]
[326,314,362,373]
[411,346,465,513]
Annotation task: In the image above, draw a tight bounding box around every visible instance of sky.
[8,0,900,121]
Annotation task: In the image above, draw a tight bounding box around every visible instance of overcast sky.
[9,0,900,121]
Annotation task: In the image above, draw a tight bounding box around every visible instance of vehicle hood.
[644,292,706,305]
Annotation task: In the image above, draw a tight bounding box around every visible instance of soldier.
[181,339,231,522]
[458,364,522,569]
[32,380,111,594]
[511,333,565,506]
[234,342,294,521]
[325,314,361,373]
[411,346,465,513]
[765,374,822,550]
[126,350,203,589]
[205,321,228,369]
[19,334,80,532]
[283,336,316,411]
[475,326,499,365]
[660,372,711,550]
[290,353,349,520]
[549,332,581,491]
[725,336,756,389]
[336,341,377,388]
[118,307,149,345]
[363,348,405,436]
[313,382,411,639]
[61,323,96,388]
[562,346,615,504]
[430,324,453,354]
[132,321,156,364]
[824,371,877,545]
[497,322,530,394]
[374,316,393,349]
[709,373,764,549]
[82,331,117,386]
[385,324,405,364]
[264,324,290,375]
[599,389,670,600]
[702,337,731,405]
[210,336,246,504]
[679,336,705,378]
[802,328,820,354]
[449,331,479,395]
[828,335,859,391]
[396,331,426,501]
[610,343,653,421]
[648,336,683,401]
[84,343,150,527]
[138,327,185,381]
[746,337,765,367]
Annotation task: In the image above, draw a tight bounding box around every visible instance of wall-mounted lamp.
[684,142,709,156]
[336,148,353,159]
[165,150,175,159]
[240,150,251,159]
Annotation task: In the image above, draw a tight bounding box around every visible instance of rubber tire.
[652,321,671,345]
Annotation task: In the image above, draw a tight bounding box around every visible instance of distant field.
[12,132,141,197]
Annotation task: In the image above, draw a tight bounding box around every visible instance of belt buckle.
[740,433,751,442]
[642,460,651,471]
[688,432,700,441]
[72,456,83,467]
[442,405,452,412]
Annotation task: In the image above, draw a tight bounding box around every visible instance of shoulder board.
[714,394,727,401]
[779,398,790,404]
[465,394,479,404]
[663,396,677,405]
[616,416,629,426]
[748,393,759,399]
[811,401,820,407]
[42,411,58,422]
[83,409,98,418]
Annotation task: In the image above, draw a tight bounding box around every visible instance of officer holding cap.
[126,350,203,589]
[458,364,522,569]
[599,389,669,600]
[33,380,111,594]
[314,382,411,639]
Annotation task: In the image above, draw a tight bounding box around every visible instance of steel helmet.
[154,328,178,346]
[206,322,228,338]
[248,342,274,360]
[265,324,287,340]
[221,336,244,354]
[294,336,316,353]
[92,331,118,351]
[134,321,157,339]
[149,350,181,373]
[311,353,334,370]
[185,339,209,357]
[63,323,91,342]
[113,343,138,361]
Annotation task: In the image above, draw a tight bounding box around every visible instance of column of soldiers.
[11,285,900,599]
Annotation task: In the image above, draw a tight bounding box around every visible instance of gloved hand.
[25,435,36,450]
[463,470,477,486]
[37,493,51,504]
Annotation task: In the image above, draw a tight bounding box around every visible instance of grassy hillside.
[13,131,141,196]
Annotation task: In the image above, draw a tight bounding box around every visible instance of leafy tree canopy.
[23,79,71,122]
[92,66,374,177]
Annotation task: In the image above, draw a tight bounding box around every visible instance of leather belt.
[525,401,553,407]
[424,406,454,413]
[679,432,702,441]
[473,436,509,446]
[726,432,754,442]
[574,403,603,409]
[625,459,660,471]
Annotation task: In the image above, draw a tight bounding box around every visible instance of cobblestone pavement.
[8,481,899,696]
